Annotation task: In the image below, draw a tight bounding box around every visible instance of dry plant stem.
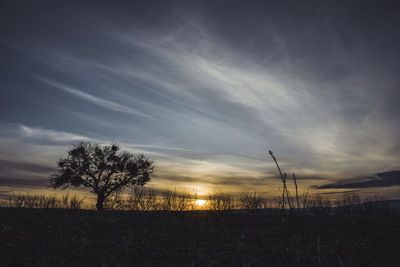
[293,173,300,211]
[269,150,291,213]
[283,173,287,211]
[282,185,285,213]
[284,173,293,212]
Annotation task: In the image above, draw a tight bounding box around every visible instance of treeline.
[2,189,392,214]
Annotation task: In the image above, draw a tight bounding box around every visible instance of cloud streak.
[18,124,90,146]
[317,171,400,189]
[36,77,154,119]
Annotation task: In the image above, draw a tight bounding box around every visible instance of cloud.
[124,144,189,152]
[36,77,154,119]
[17,124,90,146]
[317,190,361,195]
[317,171,400,189]
[0,159,54,174]
[0,176,49,189]
[22,16,399,178]
[58,25,399,176]
[0,123,190,159]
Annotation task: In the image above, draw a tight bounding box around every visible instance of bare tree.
[50,142,154,210]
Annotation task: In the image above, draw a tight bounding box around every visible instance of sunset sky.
[1,0,399,199]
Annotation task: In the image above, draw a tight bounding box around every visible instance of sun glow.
[195,199,206,206]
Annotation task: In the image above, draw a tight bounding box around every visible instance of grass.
[1,208,400,266]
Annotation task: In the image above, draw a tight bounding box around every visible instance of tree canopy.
[50,142,154,210]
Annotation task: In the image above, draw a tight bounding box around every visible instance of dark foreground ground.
[1,208,400,266]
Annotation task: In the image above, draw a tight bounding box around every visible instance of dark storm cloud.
[0,0,400,197]
[317,171,400,189]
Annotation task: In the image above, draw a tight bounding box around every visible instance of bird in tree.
[50,142,154,210]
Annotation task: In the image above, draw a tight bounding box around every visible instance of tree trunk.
[96,193,105,210]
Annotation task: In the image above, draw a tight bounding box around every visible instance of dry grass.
[4,192,86,209]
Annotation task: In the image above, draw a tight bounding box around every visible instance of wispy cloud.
[124,144,189,152]
[18,124,90,145]
[32,24,400,178]
[36,77,154,119]
[0,159,54,174]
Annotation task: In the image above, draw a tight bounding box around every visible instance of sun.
[195,199,206,206]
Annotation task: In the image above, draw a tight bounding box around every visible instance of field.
[1,208,400,266]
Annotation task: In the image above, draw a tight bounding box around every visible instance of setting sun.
[195,199,206,206]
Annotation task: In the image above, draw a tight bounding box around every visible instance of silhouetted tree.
[50,142,154,210]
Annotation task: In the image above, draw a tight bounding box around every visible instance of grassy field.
[1,208,400,266]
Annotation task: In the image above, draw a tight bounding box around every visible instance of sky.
[1,0,400,199]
